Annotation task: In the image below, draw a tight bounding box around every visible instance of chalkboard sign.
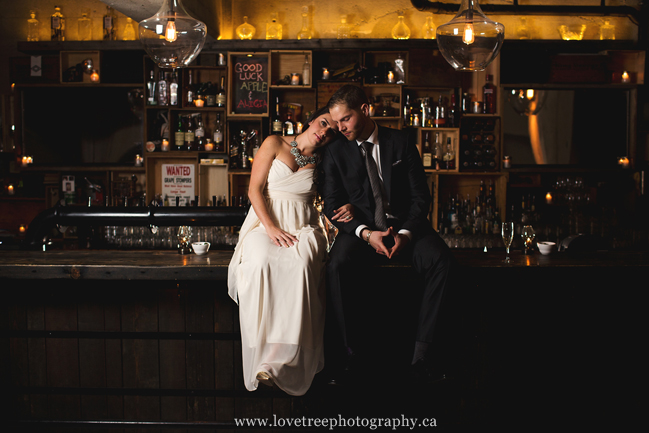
[229,53,269,116]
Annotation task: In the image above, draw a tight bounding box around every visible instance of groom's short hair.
[328,84,369,111]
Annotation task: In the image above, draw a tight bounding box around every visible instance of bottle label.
[272,121,282,133]
[185,132,195,143]
[174,132,184,147]
[51,17,60,29]
[104,16,113,29]
[422,153,432,167]
[216,94,226,106]
[214,131,223,143]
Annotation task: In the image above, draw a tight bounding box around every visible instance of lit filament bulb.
[463,22,475,45]
[165,18,177,42]
[526,89,535,100]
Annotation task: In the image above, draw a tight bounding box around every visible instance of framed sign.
[228,52,270,116]
[161,163,195,206]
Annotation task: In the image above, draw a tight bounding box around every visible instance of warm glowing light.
[621,71,630,83]
[7,184,14,195]
[194,98,205,107]
[165,18,177,42]
[387,71,395,83]
[463,23,475,44]
[526,89,535,100]
[90,70,100,82]
[618,156,630,168]
[546,192,553,204]
[19,225,26,233]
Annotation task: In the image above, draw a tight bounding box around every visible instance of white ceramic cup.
[537,241,556,255]
[192,242,210,255]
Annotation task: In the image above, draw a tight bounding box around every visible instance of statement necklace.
[290,140,316,168]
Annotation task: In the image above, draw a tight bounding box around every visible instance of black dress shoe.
[327,352,356,386]
[409,359,452,386]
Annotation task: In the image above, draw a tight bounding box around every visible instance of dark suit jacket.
[321,126,432,240]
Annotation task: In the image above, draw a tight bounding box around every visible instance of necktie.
[361,141,388,230]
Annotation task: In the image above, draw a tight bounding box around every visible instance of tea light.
[621,71,630,83]
[8,184,14,195]
[194,98,205,107]
[135,154,143,166]
[204,139,214,151]
[19,224,26,233]
[296,122,303,134]
[90,70,99,82]
[618,156,630,168]
[161,139,170,152]
[322,68,330,80]
[218,53,226,66]
[291,73,300,85]
[545,192,553,204]
[387,71,395,84]
[503,155,511,168]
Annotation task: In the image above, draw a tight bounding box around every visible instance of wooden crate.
[60,51,101,84]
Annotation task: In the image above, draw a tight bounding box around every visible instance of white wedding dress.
[228,159,327,396]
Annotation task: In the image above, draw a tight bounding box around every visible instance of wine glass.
[501,221,515,263]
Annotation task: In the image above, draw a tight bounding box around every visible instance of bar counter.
[1,248,647,280]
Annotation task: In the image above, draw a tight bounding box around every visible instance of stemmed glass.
[501,221,515,264]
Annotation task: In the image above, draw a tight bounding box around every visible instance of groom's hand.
[367,228,391,257]
[387,227,410,258]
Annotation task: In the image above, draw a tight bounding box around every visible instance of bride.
[228,106,352,396]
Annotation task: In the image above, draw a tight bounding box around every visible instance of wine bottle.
[169,71,179,106]
[302,55,311,86]
[205,82,216,107]
[185,72,194,107]
[283,112,296,136]
[146,70,157,105]
[213,113,224,152]
[422,132,432,168]
[216,76,226,107]
[157,72,168,106]
[483,74,496,114]
[184,115,195,150]
[194,114,205,151]
[272,97,282,135]
[174,116,185,150]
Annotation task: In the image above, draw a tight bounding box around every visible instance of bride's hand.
[331,203,355,223]
[266,225,299,247]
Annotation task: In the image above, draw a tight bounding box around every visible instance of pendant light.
[436,0,504,72]
[139,0,207,69]
[508,89,546,116]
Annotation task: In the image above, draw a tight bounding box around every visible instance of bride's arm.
[247,136,299,248]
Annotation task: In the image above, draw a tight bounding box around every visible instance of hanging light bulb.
[508,88,546,116]
[436,0,504,71]
[139,0,207,69]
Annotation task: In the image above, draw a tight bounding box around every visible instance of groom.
[321,84,456,384]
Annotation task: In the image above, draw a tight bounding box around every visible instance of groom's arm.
[320,145,362,236]
[399,133,432,237]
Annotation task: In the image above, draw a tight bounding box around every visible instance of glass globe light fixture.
[139,0,207,69]
[508,88,546,116]
[436,0,504,71]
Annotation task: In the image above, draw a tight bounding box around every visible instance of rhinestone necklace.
[290,140,316,168]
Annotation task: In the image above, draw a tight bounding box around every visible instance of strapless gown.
[228,159,327,396]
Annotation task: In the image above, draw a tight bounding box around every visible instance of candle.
[296,122,303,134]
[204,139,214,152]
[545,192,553,204]
[194,98,205,107]
[22,156,29,167]
[218,53,226,66]
[291,73,300,85]
[618,156,630,168]
[8,184,14,195]
[90,70,99,82]
[322,68,330,80]
[135,154,143,166]
[387,71,395,84]
[503,155,511,168]
[161,139,170,152]
[621,71,630,83]
[19,224,26,233]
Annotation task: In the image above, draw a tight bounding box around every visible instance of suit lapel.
[378,127,393,203]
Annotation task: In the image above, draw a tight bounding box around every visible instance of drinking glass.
[501,221,515,263]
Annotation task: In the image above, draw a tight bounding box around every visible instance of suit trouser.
[325,227,456,354]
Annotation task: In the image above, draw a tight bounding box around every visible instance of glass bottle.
[403,94,412,126]
[77,12,91,41]
[516,17,531,40]
[103,6,116,41]
[266,12,282,40]
[272,97,283,135]
[146,70,157,105]
[443,137,455,170]
[434,95,447,128]
[175,116,185,149]
[283,112,296,136]
[302,55,311,86]
[391,12,410,40]
[337,15,351,39]
[432,132,442,170]
[236,16,255,40]
[51,6,65,41]
[422,13,435,40]
[123,17,136,40]
[482,74,496,114]
[184,71,194,107]
[422,132,432,168]
[194,114,205,151]
[169,71,179,106]
[157,71,169,106]
[216,76,226,107]
[213,113,224,152]
[297,6,312,40]
[600,20,615,40]
[205,81,216,107]
[27,10,39,42]
[184,115,195,151]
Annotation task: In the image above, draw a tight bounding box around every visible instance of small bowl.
[537,241,556,256]
[192,242,210,255]
[559,24,586,41]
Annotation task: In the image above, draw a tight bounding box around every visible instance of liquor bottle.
[184,115,195,150]
[422,132,432,168]
[266,12,282,40]
[391,12,410,40]
[283,112,296,136]
[194,114,205,151]
[51,6,65,41]
[448,91,457,127]
[422,13,435,40]
[205,81,216,107]
[103,6,116,41]
[251,134,260,161]
[123,17,136,40]
[27,10,39,42]
[297,6,312,40]
[403,94,412,126]
[483,74,496,114]
[434,95,447,128]
[184,71,194,107]
[216,76,226,107]
[77,12,91,41]
[432,132,442,170]
[157,72,168,106]
[444,137,455,170]
[146,70,157,105]
[174,116,185,150]
[169,71,179,106]
[272,97,283,135]
[337,15,351,39]
[302,55,311,86]
[235,16,256,40]
[213,113,224,152]
[230,131,241,168]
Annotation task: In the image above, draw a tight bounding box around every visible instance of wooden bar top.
[0,248,647,280]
